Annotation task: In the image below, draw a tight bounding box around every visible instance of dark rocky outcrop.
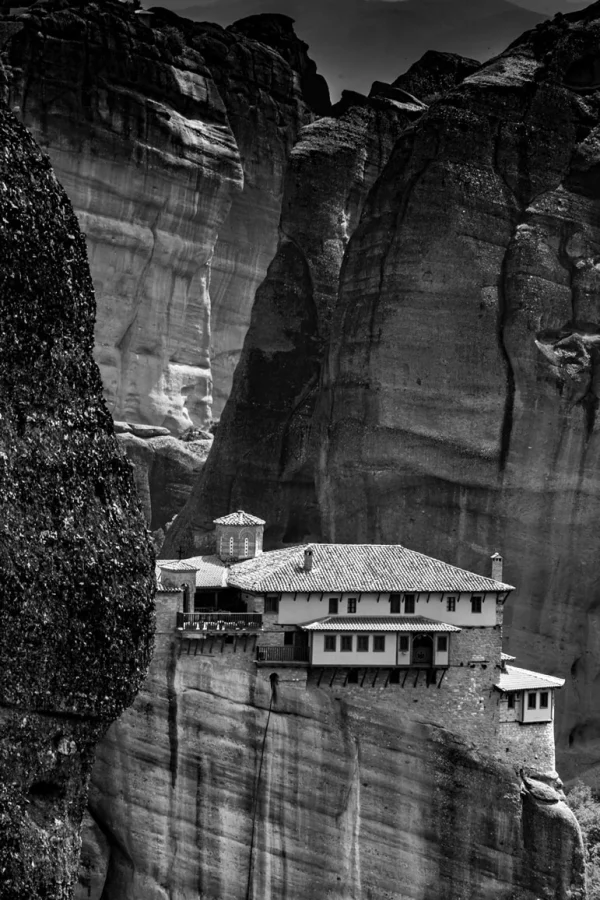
[392,50,481,103]
[165,6,600,780]
[0,103,154,899]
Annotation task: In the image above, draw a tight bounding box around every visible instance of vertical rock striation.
[0,103,154,898]
[165,6,600,777]
[163,84,421,553]
[81,613,585,900]
[0,1,328,429]
[316,5,600,778]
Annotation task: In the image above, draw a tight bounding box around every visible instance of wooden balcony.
[256,646,310,664]
[177,612,263,631]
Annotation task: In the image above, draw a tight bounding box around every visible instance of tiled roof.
[495,665,565,692]
[157,560,198,572]
[228,543,514,593]
[301,616,461,633]
[182,555,229,588]
[213,510,265,526]
[501,652,516,661]
[156,578,181,594]
[158,556,228,588]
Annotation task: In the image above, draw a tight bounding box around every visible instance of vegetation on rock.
[0,102,155,898]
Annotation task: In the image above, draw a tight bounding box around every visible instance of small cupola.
[491,552,503,582]
[213,509,266,562]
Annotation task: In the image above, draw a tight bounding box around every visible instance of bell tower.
[213,510,266,562]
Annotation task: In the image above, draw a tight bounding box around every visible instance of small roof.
[158,556,228,589]
[301,616,461,633]
[158,560,198,572]
[156,577,181,594]
[228,543,514,593]
[182,555,229,588]
[213,510,266,527]
[501,652,516,661]
[495,665,565,692]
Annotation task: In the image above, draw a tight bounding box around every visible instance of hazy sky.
[156,0,596,97]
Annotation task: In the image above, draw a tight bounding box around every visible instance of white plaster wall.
[311,631,396,666]
[277,591,498,627]
[521,690,554,723]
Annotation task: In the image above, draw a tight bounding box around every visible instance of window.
[347,597,357,614]
[446,596,456,612]
[527,692,537,709]
[341,635,353,652]
[357,635,369,652]
[390,593,401,614]
[373,635,385,653]
[265,594,279,613]
[471,596,482,614]
[284,631,294,646]
[328,597,339,615]
[507,693,515,709]
[437,636,448,653]
[324,635,336,652]
[229,536,234,555]
[539,692,549,709]
[404,594,415,614]
[244,537,249,556]
[398,635,409,653]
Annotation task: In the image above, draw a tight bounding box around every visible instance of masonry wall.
[497,721,556,773]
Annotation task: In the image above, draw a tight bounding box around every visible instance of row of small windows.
[265,594,484,614]
[506,691,549,709]
[323,635,448,653]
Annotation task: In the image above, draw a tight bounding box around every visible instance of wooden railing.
[177,612,263,631]
[256,646,310,663]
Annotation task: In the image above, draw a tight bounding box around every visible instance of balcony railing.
[177,612,263,631]
[256,646,310,663]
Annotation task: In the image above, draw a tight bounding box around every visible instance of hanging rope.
[245,675,277,900]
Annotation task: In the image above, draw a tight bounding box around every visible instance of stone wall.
[498,721,556,773]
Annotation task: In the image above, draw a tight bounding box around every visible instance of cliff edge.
[0,103,154,899]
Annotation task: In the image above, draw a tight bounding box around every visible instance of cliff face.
[317,6,600,780]
[80,608,585,900]
[163,85,422,552]
[0,103,154,898]
[164,6,600,779]
[0,1,327,430]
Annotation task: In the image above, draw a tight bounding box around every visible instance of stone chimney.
[304,547,313,572]
[491,552,503,582]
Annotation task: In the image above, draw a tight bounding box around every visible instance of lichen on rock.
[0,102,155,899]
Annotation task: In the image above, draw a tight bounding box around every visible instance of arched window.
[229,536,234,555]
[244,537,249,556]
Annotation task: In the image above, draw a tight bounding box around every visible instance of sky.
[151,0,596,98]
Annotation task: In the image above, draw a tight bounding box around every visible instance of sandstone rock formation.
[165,6,600,781]
[117,429,211,542]
[0,1,328,428]
[79,607,585,900]
[163,80,428,553]
[0,102,154,898]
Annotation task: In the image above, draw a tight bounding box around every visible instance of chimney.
[304,547,313,572]
[491,552,503,582]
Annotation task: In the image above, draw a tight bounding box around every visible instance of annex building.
[157,510,564,773]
